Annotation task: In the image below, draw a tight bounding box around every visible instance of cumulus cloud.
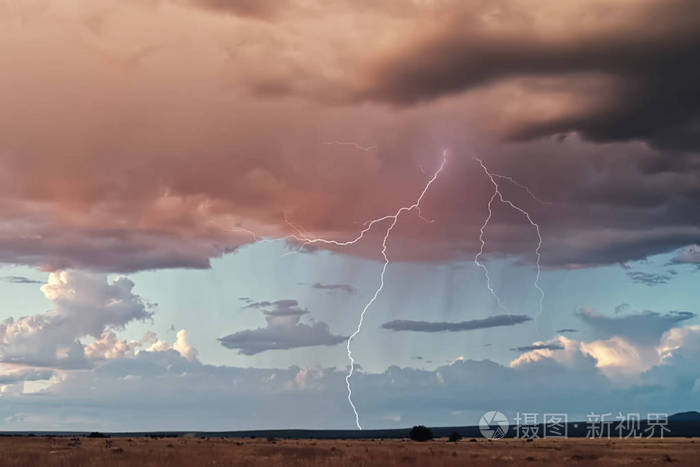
[84,331,141,360]
[510,334,653,381]
[514,317,700,383]
[289,367,327,391]
[579,336,649,379]
[381,314,531,332]
[0,320,698,430]
[84,329,197,362]
[41,271,154,336]
[510,336,593,369]
[219,300,347,355]
[577,308,696,344]
[646,325,700,392]
[0,271,154,369]
[657,325,700,362]
[8,325,700,430]
[173,329,198,361]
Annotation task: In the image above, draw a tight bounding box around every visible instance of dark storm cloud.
[510,343,564,352]
[555,328,578,334]
[578,308,696,344]
[311,282,357,295]
[0,275,42,284]
[627,271,673,286]
[484,137,700,267]
[381,314,531,333]
[1,0,700,273]
[0,227,230,273]
[363,0,700,150]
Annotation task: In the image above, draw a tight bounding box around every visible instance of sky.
[0,0,699,431]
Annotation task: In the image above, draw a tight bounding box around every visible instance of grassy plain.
[0,436,696,466]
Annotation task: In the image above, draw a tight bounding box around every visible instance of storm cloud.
[0,0,699,273]
[362,0,700,151]
[183,0,291,19]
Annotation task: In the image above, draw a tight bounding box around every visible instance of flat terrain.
[0,436,696,466]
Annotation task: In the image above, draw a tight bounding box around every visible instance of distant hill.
[669,411,700,422]
[1,411,698,439]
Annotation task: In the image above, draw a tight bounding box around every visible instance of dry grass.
[0,436,696,466]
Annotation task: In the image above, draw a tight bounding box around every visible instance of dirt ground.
[0,436,696,466]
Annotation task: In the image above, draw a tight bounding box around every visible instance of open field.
[0,436,696,466]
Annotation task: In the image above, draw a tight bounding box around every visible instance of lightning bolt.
[473,157,545,318]
[490,173,552,205]
[284,151,447,429]
[234,152,543,429]
[474,189,510,314]
[231,151,447,428]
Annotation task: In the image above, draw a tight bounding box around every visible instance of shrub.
[409,425,434,442]
[448,432,462,442]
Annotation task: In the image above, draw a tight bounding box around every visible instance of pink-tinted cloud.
[0,1,698,272]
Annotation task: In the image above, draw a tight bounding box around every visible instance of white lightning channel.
[231,151,447,428]
[288,151,447,429]
[473,157,545,318]
[474,190,510,314]
[491,173,552,205]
